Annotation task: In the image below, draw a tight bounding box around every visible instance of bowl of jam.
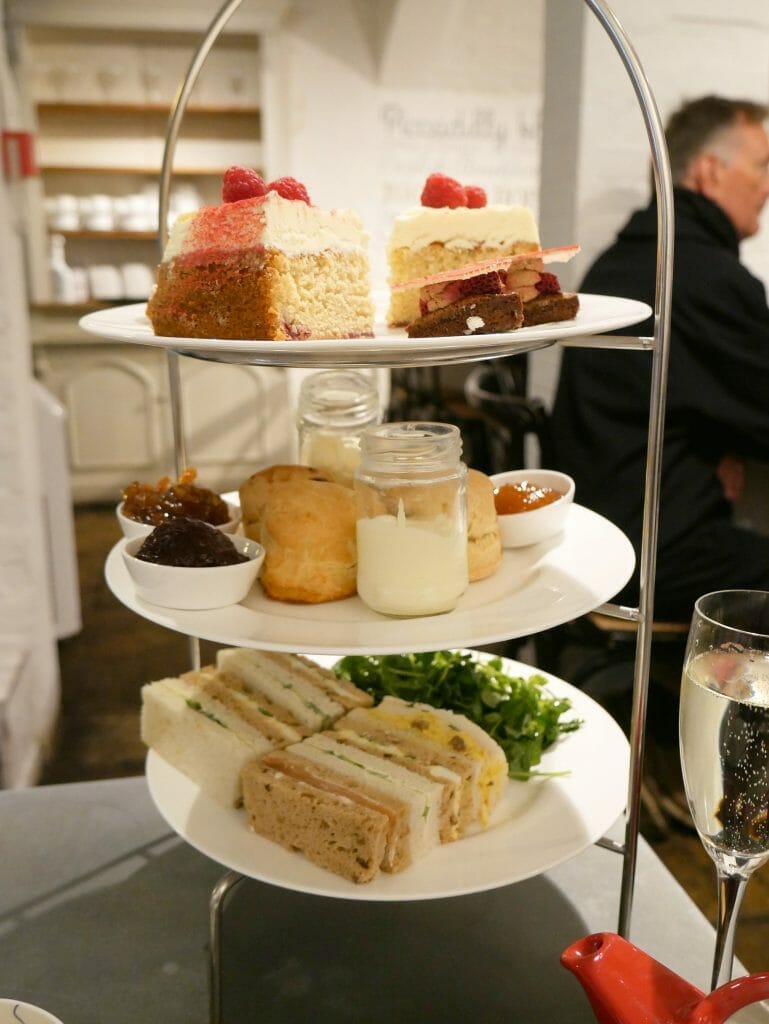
[122,518,264,609]
[491,469,574,548]
[117,468,240,540]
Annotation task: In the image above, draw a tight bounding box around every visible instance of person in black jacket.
[551,95,769,621]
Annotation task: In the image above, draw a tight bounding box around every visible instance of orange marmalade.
[494,480,562,515]
[121,467,230,526]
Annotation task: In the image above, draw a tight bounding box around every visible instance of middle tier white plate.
[105,503,634,654]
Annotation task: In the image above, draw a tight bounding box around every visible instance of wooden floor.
[43,504,769,975]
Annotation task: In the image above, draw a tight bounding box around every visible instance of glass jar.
[354,421,468,617]
[297,370,382,488]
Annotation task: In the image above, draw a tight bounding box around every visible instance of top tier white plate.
[79,294,651,369]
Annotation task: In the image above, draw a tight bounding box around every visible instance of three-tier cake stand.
[80,2,674,1019]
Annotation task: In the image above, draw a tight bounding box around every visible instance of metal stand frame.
[156,1,674,1019]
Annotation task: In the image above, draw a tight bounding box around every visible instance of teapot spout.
[561,932,704,1024]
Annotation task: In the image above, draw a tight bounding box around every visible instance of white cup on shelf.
[47,193,80,230]
[121,262,155,299]
[88,264,124,301]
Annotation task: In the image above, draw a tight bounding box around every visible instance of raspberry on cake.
[387,173,541,327]
[147,169,375,341]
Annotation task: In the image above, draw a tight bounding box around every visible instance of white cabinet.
[33,339,294,502]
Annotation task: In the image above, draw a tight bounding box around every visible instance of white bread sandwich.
[216,647,368,732]
[140,671,293,808]
[331,706,480,840]
[141,651,373,807]
[329,725,463,843]
[370,696,509,825]
[238,649,374,711]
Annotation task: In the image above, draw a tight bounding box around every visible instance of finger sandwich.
[369,696,509,825]
[140,672,293,808]
[241,697,509,883]
[332,709,475,841]
[216,647,361,733]
[243,732,445,879]
[141,650,373,807]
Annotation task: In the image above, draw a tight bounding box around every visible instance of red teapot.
[561,932,769,1023]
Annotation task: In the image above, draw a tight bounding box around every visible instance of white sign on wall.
[368,89,542,284]
[378,89,541,212]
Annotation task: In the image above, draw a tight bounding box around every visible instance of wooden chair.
[535,610,691,836]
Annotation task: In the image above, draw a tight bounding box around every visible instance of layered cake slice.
[147,169,375,341]
[386,172,541,326]
[398,246,581,338]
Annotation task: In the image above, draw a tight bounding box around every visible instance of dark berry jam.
[135,518,247,567]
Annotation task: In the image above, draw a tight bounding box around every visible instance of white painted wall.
[0,0,60,787]
[261,0,545,292]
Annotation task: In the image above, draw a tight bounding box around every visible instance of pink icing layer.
[178,196,268,265]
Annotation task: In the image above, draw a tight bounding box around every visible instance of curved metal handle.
[156,0,243,477]
[582,0,675,938]
[154,0,671,947]
[157,0,243,257]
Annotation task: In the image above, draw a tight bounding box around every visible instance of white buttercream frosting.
[163,191,369,261]
[387,204,540,252]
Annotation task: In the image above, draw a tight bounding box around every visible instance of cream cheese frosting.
[163,191,369,262]
[387,204,540,252]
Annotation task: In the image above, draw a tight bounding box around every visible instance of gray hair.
[666,95,769,184]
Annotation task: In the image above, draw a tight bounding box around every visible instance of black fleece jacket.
[551,188,769,595]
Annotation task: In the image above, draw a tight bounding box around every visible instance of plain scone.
[467,468,503,581]
[240,464,358,603]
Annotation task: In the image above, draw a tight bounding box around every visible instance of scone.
[467,468,502,581]
[239,464,332,543]
[239,464,358,603]
[259,476,358,603]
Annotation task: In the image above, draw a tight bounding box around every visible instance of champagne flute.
[679,589,769,991]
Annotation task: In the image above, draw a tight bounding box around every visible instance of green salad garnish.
[334,650,582,780]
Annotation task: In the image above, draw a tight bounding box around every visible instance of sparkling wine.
[680,650,769,868]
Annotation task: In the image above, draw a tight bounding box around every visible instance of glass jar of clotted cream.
[297,370,382,488]
[355,421,468,616]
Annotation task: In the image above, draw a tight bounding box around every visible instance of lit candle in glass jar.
[355,422,468,617]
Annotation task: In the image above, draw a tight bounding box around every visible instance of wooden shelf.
[35,101,260,117]
[39,165,237,177]
[30,300,112,316]
[56,229,158,241]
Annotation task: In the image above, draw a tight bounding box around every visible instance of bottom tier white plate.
[146,655,629,901]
